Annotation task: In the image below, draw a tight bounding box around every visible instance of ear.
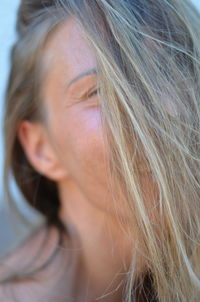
[18,120,68,181]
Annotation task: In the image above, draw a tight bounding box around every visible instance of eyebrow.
[66,68,97,89]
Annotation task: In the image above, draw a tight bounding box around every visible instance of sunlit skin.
[18,18,156,301]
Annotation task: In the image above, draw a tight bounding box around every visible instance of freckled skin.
[41,18,156,221]
[40,18,135,300]
[17,17,156,301]
[42,18,125,215]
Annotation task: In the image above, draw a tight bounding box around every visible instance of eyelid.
[87,86,100,98]
[88,89,97,98]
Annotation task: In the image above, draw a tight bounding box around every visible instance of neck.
[58,178,133,301]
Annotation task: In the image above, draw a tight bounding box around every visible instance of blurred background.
[0,1,44,257]
[0,0,20,205]
[0,0,200,206]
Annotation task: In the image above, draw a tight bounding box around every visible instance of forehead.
[42,17,97,83]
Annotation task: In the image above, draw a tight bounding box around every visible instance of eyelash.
[87,87,100,98]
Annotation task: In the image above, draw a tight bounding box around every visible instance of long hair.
[3,0,200,301]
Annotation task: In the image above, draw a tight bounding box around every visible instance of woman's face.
[40,17,126,216]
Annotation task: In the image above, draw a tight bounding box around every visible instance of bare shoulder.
[0,226,75,302]
[0,225,61,279]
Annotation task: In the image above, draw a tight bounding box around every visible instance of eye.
[87,87,100,98]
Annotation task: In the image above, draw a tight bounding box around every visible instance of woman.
[1,0,200,301]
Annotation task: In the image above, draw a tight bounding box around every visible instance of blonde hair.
[3,0,200,301]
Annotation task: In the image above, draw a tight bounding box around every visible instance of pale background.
[0,0,20,204]
[0,1,42,257]
[0,0,200,205]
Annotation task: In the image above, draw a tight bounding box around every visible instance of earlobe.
[18,120,68,181]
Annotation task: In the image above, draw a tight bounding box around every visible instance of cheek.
[48,104,132,216]
[50,105,108,187]
[70,107,107,181]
